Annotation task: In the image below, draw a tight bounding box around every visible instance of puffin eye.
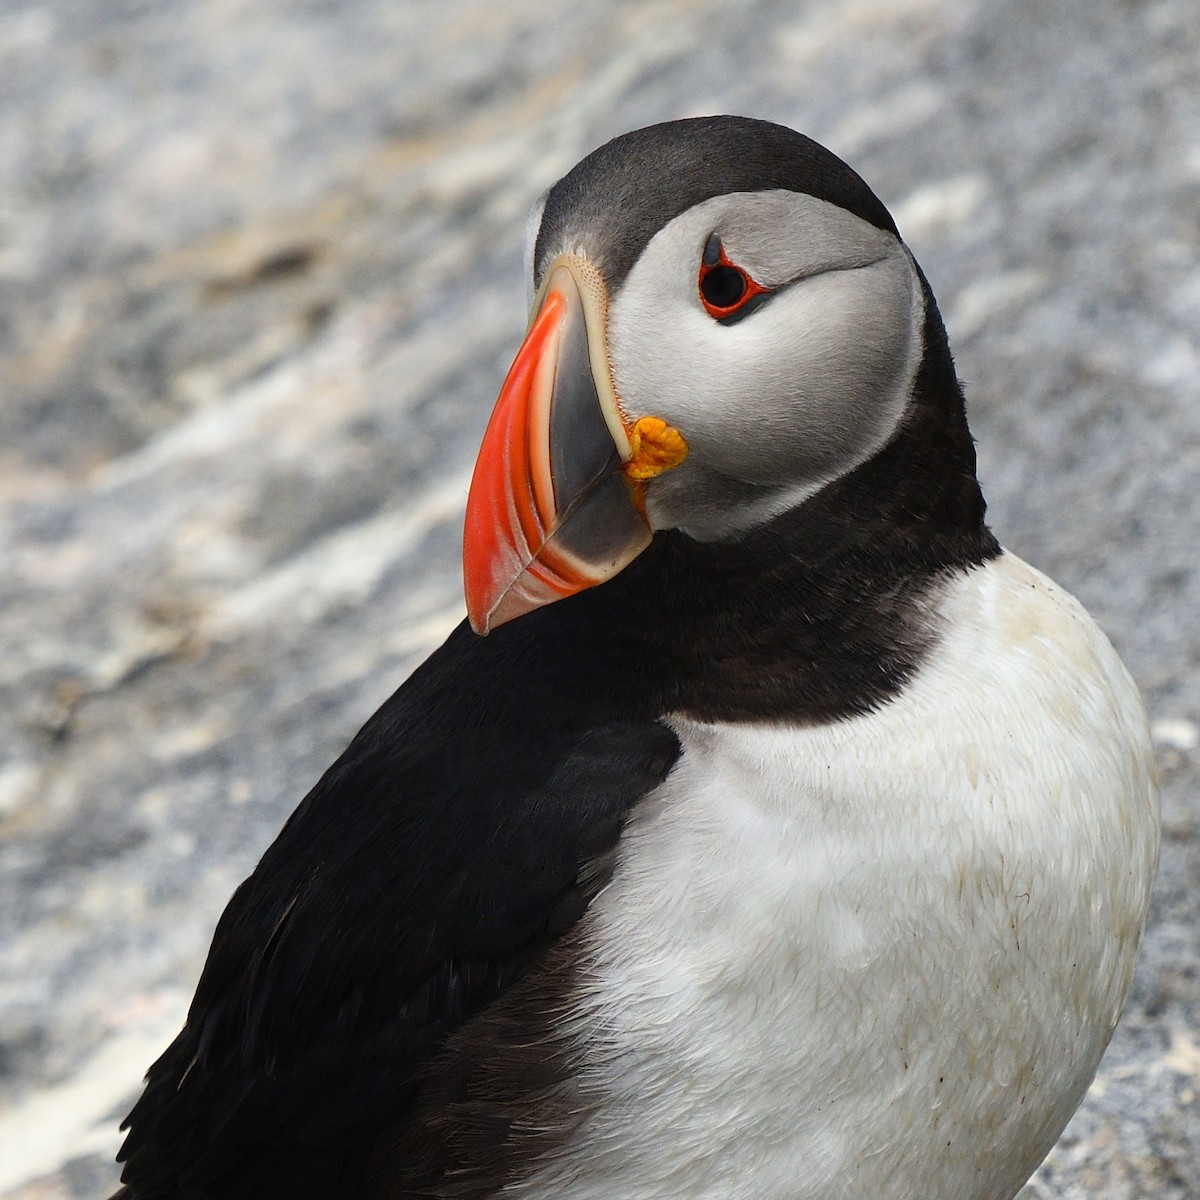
[700,265,747,310]
[697,235,769,321]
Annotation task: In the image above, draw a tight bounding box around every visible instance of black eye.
[697,237,768,320]
[700,264,747,310]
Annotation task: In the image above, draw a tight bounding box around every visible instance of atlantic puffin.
[114,116,1159,1200]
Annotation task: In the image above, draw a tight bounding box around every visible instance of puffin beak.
[463,255,685,635]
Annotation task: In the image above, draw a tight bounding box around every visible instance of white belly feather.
[515,552,1159,1200]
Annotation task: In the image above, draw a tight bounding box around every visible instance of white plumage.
[516,553,1158,1200]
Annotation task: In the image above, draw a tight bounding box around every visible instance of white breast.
[515,552,1159,1200]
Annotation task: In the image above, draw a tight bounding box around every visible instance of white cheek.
[609,288,723,437]
[609,252,921,490]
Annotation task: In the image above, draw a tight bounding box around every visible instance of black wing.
[115,617,679,1200]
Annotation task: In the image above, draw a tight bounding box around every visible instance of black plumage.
[116,617,680,1199]
[534,116,900,291]
[116,416,992,1196]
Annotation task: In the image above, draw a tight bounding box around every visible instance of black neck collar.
[485,283,998,726]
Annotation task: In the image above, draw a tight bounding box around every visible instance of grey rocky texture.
[1,0,1197,1196]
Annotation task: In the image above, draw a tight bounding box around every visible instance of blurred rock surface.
[0,0,1197,1196]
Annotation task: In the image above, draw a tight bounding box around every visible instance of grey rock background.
[0,0,1197,1195]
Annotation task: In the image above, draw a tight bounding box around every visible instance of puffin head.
[464,116,962,635]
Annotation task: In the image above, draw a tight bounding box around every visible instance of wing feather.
[115,620,679,1199]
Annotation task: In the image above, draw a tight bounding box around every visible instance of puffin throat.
[520,279,1001,726]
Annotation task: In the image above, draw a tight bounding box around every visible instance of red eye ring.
[698,236,769,319]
